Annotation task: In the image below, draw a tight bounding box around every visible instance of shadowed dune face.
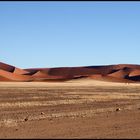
[1,62,140,82]
[0,62,15,72]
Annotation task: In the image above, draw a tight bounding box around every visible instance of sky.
[0,1,140,68]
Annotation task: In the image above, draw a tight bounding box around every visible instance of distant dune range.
[1,62,140,82]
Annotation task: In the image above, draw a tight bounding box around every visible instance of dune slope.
[0,62,140,82]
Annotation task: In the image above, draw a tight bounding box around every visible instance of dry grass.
[0,79,139,87]
[0,79,140,123]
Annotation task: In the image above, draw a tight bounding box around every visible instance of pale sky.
[0,2,140,68]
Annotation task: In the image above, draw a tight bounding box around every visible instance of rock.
[116,108,121,111]
[24,117,28,121]
[41,112,45,115]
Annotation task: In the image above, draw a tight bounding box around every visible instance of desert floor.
[0,79,140,139]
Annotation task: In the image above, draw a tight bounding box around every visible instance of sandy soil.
[0,79,140,139]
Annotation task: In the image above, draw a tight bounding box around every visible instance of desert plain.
[0,62,140,138]
[0,79,140,139]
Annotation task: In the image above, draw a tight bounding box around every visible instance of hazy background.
[0,2,140,68]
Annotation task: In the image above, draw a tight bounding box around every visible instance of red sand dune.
[0,69,32,82]
[0,62,15,72]
[108,69,129,79]
[1,62,140,82]
[32,71,69,81]
[13,68,29,75]
[0,76,12,81]
[129,69,140,77]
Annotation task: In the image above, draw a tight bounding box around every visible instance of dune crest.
[1,62,140,82]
